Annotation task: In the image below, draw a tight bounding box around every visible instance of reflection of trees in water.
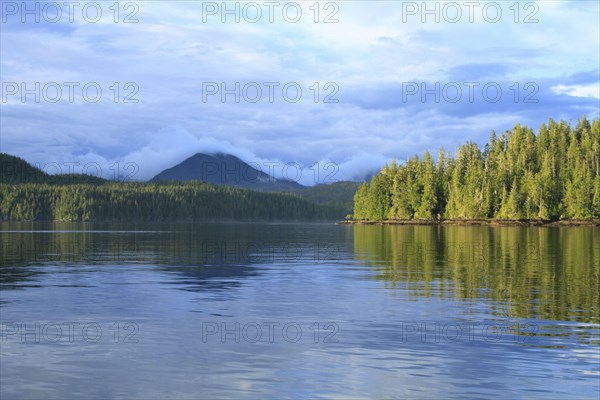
[0,223,267,291]
[0,222,350,294]
[354,225,600,323]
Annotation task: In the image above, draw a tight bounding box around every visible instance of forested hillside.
[0,182,341,221]
[281,181,361,216]
[353,117,600,221]
[0,153,106,184]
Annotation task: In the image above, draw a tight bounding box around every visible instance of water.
[1,222,599,399]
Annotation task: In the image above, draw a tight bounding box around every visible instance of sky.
[1,0,599,184]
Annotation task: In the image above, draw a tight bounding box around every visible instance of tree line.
[0,181,342,221]
[353,117,600,221]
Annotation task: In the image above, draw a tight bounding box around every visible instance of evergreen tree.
[416,151,436,219]
[353,182,369,220]
[354,117,600,222]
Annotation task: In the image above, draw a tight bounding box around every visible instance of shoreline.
[338,219,600,227]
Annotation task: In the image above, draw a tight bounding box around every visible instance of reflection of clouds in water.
[1,223,598,398]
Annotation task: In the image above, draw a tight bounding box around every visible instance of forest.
[0,153,346,221]
[353,117,600,221]
[0,182,341,221]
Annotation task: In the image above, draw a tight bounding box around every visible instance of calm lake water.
[1,222,598,399]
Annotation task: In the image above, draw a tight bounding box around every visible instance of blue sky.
[1,0,599,184]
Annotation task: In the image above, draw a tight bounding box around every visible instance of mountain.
[0,153,106,184]
[149,153,363,214]
[149,153,304,191]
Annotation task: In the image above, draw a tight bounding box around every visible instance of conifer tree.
[353,117,600,222]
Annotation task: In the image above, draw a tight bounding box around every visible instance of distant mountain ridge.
[149,153,304,191]
[1,152,363,218]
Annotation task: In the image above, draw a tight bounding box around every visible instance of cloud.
[551,84,600,99]
[1,0,598,183]
[12,124,392,186]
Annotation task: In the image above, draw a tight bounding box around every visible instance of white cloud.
[552,84,600,99]
[1,0,599,183]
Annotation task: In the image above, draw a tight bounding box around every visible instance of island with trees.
[350,117,600,225]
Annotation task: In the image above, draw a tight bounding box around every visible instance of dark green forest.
[353,117,600,221]
[0,181,342,222]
